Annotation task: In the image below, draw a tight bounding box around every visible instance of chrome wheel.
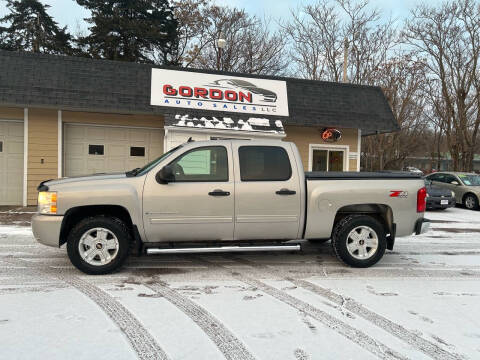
[346,226,378,260]
[78,227,119,266]
[465,196,476,209]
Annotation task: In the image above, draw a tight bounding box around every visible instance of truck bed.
[305,171,423,180]
[303,171,425,240]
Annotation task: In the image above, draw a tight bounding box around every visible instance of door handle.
[208,189,230,196]
[276,188,296,195]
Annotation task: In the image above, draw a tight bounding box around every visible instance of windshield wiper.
[126,167,141,177]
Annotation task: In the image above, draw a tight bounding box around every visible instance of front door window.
[312,148,345,171]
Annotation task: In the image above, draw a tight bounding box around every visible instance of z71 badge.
[390,190,408,198]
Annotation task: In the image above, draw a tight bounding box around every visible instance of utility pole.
[343,37,349,83]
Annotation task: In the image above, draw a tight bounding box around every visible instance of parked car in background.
[425,172,480,210]
[404,166,424,175]
[424,178,455,210]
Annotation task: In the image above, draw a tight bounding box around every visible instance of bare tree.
[362,54,429,170]
[404,0,480,171]
[170,2,288,75]
[281,1,342,80]
[165,0,211,67]
[282,0,398,84]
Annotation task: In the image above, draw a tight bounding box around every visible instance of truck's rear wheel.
[331,215,386,268]
[67,216,130,275]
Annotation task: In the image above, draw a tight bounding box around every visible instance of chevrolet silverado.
[32,140,429,274]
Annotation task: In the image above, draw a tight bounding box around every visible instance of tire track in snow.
[58,274,170,360]
[143,280,255,360]
[229,256,464,360]
[2,258,169,360]
[289,278,463,360]
[188,255,408,360]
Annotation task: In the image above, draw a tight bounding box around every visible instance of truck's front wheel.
[67,216,131,275]
[331,215,386,268]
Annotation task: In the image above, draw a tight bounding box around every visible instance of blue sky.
[0,0,440,34]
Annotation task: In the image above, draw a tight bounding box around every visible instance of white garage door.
[0,120,24,205]
[64,124,163,177]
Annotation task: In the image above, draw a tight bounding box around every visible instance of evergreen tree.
[76,0,179,64]
[0,0,73,54]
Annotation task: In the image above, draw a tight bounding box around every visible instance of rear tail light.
[417,187,427,212]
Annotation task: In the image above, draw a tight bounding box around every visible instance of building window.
[239,146,292,181]
[0,141,3,152]
[88,144,104,155]
[310,146,347,171]
[130,146,145,157]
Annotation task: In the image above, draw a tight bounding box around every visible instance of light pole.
[217,31,226,70]
[343,37,349,83]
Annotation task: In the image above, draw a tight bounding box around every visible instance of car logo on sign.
[390,191,408,198]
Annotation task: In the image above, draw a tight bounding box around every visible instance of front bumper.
[427,196,455,209]
[31,214,64,247]
[415,218,431,235]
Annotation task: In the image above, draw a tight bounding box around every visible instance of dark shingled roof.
[0,50,398,135]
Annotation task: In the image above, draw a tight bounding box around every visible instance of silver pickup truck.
[32,140,429,274]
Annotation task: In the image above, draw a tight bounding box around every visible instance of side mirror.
[451,180,460,186]
[156,165,175,184]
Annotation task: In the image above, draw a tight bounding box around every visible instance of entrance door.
[0,120,24,205]
[143,144,235,242]
[232,143,302,240]
[310,146,348,171]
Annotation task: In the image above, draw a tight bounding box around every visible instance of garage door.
[64,124,163,177]
[0,120,24,205]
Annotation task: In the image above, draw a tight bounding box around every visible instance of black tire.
[307,239,330,244]
[331,215,386,268]
[463,193,479,210]
[67,216,131,275]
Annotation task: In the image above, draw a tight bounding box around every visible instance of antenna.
[187,137,194,142]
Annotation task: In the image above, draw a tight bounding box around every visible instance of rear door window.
[239,146,291,181]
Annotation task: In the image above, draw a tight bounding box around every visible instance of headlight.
[426,193,429,197]
[38,192,57,214]
[451,191,455,197]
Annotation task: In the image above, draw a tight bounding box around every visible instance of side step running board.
[146,244,301,255]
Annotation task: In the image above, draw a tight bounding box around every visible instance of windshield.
[458,174,480,186]
[132,146,182,177]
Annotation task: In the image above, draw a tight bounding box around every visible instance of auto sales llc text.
[163,98,277,113]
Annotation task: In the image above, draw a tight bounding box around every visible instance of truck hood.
[41,172,127,188]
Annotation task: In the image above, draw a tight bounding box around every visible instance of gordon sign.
[151,69,289,116]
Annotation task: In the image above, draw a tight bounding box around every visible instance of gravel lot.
[1,207,479,360]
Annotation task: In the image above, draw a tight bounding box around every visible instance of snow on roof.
[172,114,285,134]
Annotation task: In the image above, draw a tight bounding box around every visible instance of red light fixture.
[321,128,342,142]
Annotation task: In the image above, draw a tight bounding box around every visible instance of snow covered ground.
[0,207,479,360]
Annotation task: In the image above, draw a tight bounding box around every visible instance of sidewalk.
[0,206,36,226]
